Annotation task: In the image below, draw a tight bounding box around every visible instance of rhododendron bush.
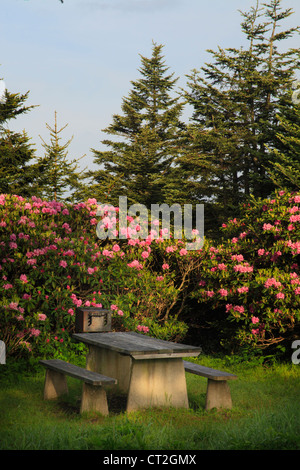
[192,190,300,352]
[0,194,200,358]
[2,189,300,359]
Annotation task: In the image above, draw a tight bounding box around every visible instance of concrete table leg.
[80,383,109,415]
[126,357,189,412]
[205,379,232,410]
[86,345,132,393]
[43,369,68,400]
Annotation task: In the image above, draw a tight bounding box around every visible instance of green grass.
[1,355,300,450]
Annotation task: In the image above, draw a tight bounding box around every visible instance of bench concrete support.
[80,382,109,415]
[40,359,116,416]
[43,369,69,400]
[205,379,232,410]
[183,360,237,411]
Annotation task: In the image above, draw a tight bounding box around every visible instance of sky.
[1,0,299,173]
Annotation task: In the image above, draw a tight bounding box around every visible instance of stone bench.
[40,359,117,415]
[183,360,237,410]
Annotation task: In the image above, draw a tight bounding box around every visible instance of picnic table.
[73,331,202,412]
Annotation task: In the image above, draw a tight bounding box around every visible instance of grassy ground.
[1,354,300,451]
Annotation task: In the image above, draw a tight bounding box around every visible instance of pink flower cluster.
[137,325,149,333]
[264,278,282,288]
[233,264,253,273]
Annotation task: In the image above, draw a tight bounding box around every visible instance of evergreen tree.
[36,111,86,201]
[183,0,300,229]
[268,100,300,189]
[0,81,37,196]
[90,43,185,207]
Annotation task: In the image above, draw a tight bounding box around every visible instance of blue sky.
[1,0,299,172]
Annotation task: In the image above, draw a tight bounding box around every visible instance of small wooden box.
[75,307,111,333]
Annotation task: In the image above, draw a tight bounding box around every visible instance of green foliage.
[268,102,300,190]
[35,111,87,202]
[191,189,300,353]
[0,85,38,197]
[90,42,185,208]
[182,0,300,227]
[0,194,196,359]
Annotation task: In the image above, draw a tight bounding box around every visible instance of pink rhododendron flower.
[30,328,41,337]
[237,286,249,293]
[218,263,227,270]
[20,274,28,283]
[59,260,67,268]
[127,260,143,270]
[234,264,253,273]
[219,289,228,297]
[110,304,118,310]
[137,325,149,333]
[38,313,47,321]
[263,223,274,231]
[233,305,244,313]
[231,254,244,262]
[264,278,282,288]
[206,291,215,297]
[162,263,169,270]
[251,316,259,324]
[9,302,18,310]
[179,248,188,256]
[276,292,285,299]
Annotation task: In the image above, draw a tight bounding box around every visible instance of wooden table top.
[73,331,202,360]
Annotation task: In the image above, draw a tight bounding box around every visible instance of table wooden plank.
[73,331,202,358]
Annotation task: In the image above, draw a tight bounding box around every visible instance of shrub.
[191,189,300,353]
[0,194,200,358]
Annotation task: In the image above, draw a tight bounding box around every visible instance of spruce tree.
[36,111,86,201]
[0,81,37,196]
[183,0,300,228]
[268,100,300,189]
[90,43,185,207]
